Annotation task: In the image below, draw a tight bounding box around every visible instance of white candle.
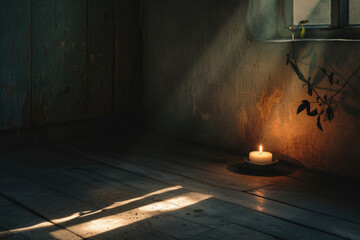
[249,145,273,165]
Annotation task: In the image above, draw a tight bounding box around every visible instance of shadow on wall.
[143,0,246,144]
[143,0,360,177]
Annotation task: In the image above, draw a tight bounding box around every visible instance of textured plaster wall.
[143,0,360,177]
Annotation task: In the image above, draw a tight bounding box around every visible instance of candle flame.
[259,145,262,155]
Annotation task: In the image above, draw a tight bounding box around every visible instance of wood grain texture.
[1,0,141,134]
[1,136,359,239]
[87,0,114,118]
[32,0,88,124]
[0,195,82,240]
[54,0,87,121]
[55,139,360,240]
[114,0,143,115]
[31,0,57,125]
[0,0,31,129]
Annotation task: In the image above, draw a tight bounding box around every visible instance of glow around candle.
[249,145,272,165]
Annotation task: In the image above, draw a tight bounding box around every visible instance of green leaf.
[289,61,307,82]
[317,115,323,131]
[297,100,310,114]
[326,107,334,122]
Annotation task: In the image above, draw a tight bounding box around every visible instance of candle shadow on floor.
[227,161,299,177]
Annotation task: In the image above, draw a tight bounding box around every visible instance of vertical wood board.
[32,0,87,124]
[0,0,31,129]
[87,0,114,117]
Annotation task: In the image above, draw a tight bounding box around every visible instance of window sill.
[258,38,360,43]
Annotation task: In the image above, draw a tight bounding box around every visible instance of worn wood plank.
[12,0,31,128]
[0,148,281,240]
[87,0,114,117]
[71,134,296,184]
[0,226,12,239]
[289,168,360,192]
[188,223,276,240]
[71,135,360,223]
[54,0,87,122]
[121,139,360,226]
[0,148,326,240]
[114,0,143,115]
[31,0,57,125]
[0,0,31,129]
[0,0,13,129]
[69,140,274,191]
[53,144,358,240]
[32,0,88,125]
[0,154,211,239]
[0,195,82,240]
[247,183,360,225]
[123,136,360,226]
[0,171,181,240]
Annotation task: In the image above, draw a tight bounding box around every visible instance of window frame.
[285,0,360,40]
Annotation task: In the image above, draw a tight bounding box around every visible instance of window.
[292,0,331,26]
[246,0,360,41]
[349,0,360,25]
[285,0,360,40]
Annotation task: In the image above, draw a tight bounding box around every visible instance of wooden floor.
[0,134,359,240]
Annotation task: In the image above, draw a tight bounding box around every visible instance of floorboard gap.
[52,146,353,239]
[0,192,85,240]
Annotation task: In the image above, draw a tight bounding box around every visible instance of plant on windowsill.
[286,20,360,131]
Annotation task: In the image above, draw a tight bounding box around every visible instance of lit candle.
[249,145,273,165]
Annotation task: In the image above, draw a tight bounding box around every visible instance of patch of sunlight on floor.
[2,186,212,239]
[1,222,53,234]
[50,191,211,239]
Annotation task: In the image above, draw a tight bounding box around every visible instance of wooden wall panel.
[114,0,143,115]
[1,0,142,134]
[0,0,31,129]
[32,0,87,124]
[0,1,13,129]
[54,0,87,121]
[31,0,57,125]
[87,0,114,117]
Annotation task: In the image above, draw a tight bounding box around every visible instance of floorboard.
[0,194,81,240]
[0,134,359,239]
[53,144,358,239]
